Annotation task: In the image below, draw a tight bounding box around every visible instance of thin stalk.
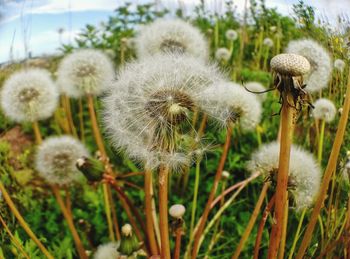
[288,208,307,259]
[102,184,115,241]
[318,119,326,164]
[63,95,78,137]
[145,169,160,255]
[0,182,53,259]
[231,182,270,259]
[296,69,350,258]
[191,125,232,258]
[51,185,87,259]
[268,92,295,258]
[106,185,121,241]
[32,121,43,144]
[253,195,276,259]
[174,225,183,259]
[0,213,30,259]
[189,158,201,247]
[278,194,289,259]
[78,98,85,142]
[159,164,171,259]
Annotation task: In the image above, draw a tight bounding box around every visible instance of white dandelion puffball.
[103,53,224,170]
[312,98,337,123]
[247,142,322,210]
[334,59,346,72]
[94,242,120,259]
[263,37,274,48]
[1,68,59,123]
[244,81,267,102]
[286,39,332,92]
[225,29,238,41]
[215,48,231,62]
[199,82,262,131]
[169,204,186,219]
[35,136,89,186]
[135,19,209,61]
[57,49,115,98]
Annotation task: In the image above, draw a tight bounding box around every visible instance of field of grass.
[0,1,350,258]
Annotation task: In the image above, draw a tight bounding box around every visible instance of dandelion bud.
[119,224,140,256]
[121,224,132,237]
[222,171,230,179]
[169,204,186,219]
[76,156,105,182]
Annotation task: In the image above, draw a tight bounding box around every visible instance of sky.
[0,0,349,63]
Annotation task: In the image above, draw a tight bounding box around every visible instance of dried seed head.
[169,204,186,218]
[270,53,310,76]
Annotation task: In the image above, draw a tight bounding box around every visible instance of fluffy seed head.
[247,141,322,210]
[286,39,332,92]
[103,53,224,170]
[135,19,209,61]
[244,81,267,102]
[57,49,115,98]
[1,68,59,122]
[169,204,186,218]
[270,53,310,76]
[35,136,89,186]
[334,59,346,72]
[94,242,120,259]
[215,48,231,61]
[225,29,238,41]
[199,82,262,131]
[263,37,274,48]
[312,98,336,122]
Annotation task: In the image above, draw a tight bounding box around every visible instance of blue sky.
[0,0,349,63]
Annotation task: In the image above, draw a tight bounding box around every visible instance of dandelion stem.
[296,69,350,258]
[231,182,270,259]
[318,119,326,164]
[78,98,85,142]
[145,169,160,255]
[159,164,171,259]
[268,92,295,258]
[191,125,232,259]
[63,95,78,138]
[174,224,183,259]
[189,158,201,248]
[253,195,276,259]
[51,185,87,259]
[0,182,53,259]
[0,210,31,259]
[32,121,43,144]
[288,208,307,259]
[278,194,289,259]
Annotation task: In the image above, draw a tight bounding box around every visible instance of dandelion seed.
[57,49,115,98]
[199,82,262,131]
[135,19,209,60]
[215,48,231,62]
[334,59,346,73]
[35,136,89,186]
[247,142,322,210]
[0,68,59,123]
[225,29,238,41]
[286,39,332,92]
[312,98,336,122]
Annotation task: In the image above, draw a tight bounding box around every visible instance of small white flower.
[1,68,59,123]
[334,59,346,73]
[247,142,322,210]
[169,204,186,219]
[263,38,274,48]
[57,49,115,98]
[94,242,120,259]
[244,81,267,102]
[312,98,336,122]
[286,39,332,92]
[135,19,209,61]
[35,136,89,186]
[225,29,238,41]
[215,48,231,62]
[199,82,262,131]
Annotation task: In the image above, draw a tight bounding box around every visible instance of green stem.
[318,119,326,164]
[288,208,307,259]
[189,158,201,250]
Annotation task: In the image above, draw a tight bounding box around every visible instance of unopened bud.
[169,204,186,219]
[76,156,105,182]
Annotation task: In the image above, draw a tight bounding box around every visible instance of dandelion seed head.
[57,49,115,98]
[35,136,89,186]
[312,98,336,122]
[94,242,120,259]
[215,48,231,61]
[199,82,262,131]
[121,224,132,237]
[286,39,332,92]
[1,68,59,123]
[334,59,346,72]
[263,37,274,48]
[169,204,186,219]
[247,142,322,210]
[225,29,238,41]
[244,81,267,102]
[135,19,209,61]
[270,53,310,76]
